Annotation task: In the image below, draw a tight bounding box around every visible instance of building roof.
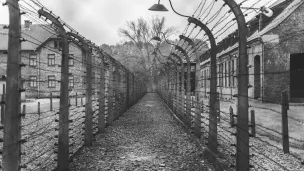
[0,24,56,51]
[215,0,303,58]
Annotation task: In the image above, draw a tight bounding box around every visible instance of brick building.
[200,0,304,103]
[0,20,86,98]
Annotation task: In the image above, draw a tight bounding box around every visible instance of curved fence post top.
[175,45,190,64]
[38,9,66,36]
[67,32,90,51]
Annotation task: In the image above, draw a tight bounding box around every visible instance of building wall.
[248,42,263,100]
[199,3,304,103]
[262,2,304,102]
[22,40,85,98]
[0,51,29,100]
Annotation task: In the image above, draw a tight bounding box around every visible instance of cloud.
[0,0,223,45]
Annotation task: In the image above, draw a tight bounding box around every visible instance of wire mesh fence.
[155,0,304,170]
[0,0,146,170]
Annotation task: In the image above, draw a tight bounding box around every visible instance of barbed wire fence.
[155,0,304,170]
[0,0,146,170]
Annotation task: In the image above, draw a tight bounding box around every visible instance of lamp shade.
[151,36,162,42]
[148,3,169,11]
[261,6,273,17]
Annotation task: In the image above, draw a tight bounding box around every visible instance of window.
[54,40,62,49]
[29,54,37,66]
[48,54,55,66]
[191,65,195,71]
[68,54,74,66]
[48,75,56,88]
[69,75,74,87]
[29,76,37,87]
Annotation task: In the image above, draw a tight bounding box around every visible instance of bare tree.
[118,16,178,75]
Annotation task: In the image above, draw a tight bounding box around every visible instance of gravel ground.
[69,93,214,171]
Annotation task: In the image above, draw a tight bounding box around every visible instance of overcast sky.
[0,0,277,46]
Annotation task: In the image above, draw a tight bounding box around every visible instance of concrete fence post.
[3,1,22,170]
[98,51,105,133]
[38,8,70,170]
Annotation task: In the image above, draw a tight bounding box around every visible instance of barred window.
[29,76,37,87]
[48,54,55,66]
[69,75,74,88]
[48,75,56,88]
[29,54,37,66]
[54,40,62,49]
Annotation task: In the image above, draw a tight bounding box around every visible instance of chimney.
[24,20,31,30]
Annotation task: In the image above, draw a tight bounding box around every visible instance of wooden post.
[98,52,105,133]
[50,93,53,111]
[250,110,255,137]
[3,1,22,170]
[38,102,40,115]
[85,50,93,146]
[38,8,70,170]
[281,91,289,153]
[81,96,83,106]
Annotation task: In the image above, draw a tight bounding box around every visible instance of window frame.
[47,54,56,67]
[68,75,74,88]
[48,75,56,88]
[29,54,37,66]
[29,76,37,87]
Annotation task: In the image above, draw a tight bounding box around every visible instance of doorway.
[290,53,304,98]
[254,55,261,99]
